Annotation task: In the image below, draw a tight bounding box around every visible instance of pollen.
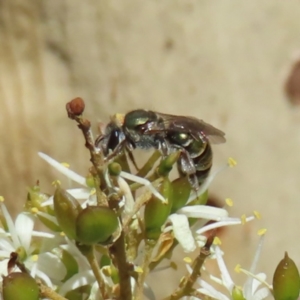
[135,266,143,274]
[90,188,96,195]
[183,257,193,264]
[0,196,4,202]
[31,207,39,214]
[60,232,66,237]
[213,236,222,245]
[257,228,267,236]
[51,180,61,186]
[253,210,261,219]
[61,162,70,168]
[225,198,233,207]
[227,157,237,167]
[234,264,242,273]
[112,113,125,126]
[31,255,39,262]
[240,214,246,225]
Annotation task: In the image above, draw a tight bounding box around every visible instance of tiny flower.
[193,233,271,300]
[165,205,229,253]
[0,201,66,286]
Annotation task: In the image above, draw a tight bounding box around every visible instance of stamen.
[119,171,166,203]
[225,198,233,207]
[117,177,134,214]
[196,215,255,235]
[38,152,87,186]
[227,157,237,167]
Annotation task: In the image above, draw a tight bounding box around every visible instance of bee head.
[123,110,158,143]
[96,122,125,155]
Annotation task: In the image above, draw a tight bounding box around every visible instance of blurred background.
[1,0,300,297]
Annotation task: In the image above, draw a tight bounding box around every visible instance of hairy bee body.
[96,110,225,190]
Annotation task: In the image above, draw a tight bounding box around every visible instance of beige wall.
[1,0,300,293]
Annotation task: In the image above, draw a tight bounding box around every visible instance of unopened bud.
[3,272,39,300]
[273,252,300,300]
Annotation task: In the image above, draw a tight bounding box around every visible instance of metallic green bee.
[96,110,226,190]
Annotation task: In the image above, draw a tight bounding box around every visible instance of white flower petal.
[38,152,87,186]
[252,287,271,300]
[168,214,196,253]
[34,269,54,288]
[35,252,66,281]
[249,235,265,274]
[119,171,166,203]
[89,281,101,300]
[197,278,230,300]
[67,188,91,199]
[0,238,14,253]
[178,205,228,220]
[196,215,255,235]
[244,235,266,297]
[214,246,234,292]
[117,177,134,214]
[0,259,9,276]
[0,204,20,248]
[15,213,35,252]
[59,270,95,296]
[252,273,267,294]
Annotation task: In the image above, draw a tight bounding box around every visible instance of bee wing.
[155,112,226,144]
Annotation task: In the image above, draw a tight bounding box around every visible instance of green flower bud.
[100,254,111,268]
[108,162,122,176]
[3,272,39,300]
[273,252,300,300]
[53,186,82,239]
[144,178,173,240]
[170,177,191,213]
[232,286,246,300]
[60,249,79,281]
[157,151,180,177]
[85,173,96,188]
[188,189,208,206]
[76,206,119,244]
[114,152,131,173]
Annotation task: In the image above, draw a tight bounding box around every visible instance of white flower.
[38,152,164,208]
[0,202,66,287]
[166,205,229,253]
[193,234,271,300]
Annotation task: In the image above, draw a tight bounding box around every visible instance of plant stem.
[109,232,133,300]
[163,236,213,300]
[82,245,107,299]
[38,281,68,300]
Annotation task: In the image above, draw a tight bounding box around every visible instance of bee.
[96,110,226,190]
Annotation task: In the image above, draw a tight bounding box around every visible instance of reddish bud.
[66,97,85,116]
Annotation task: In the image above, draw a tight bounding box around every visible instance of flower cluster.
[0,98,299,300]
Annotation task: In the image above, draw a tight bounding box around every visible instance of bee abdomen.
[194,143,213,186]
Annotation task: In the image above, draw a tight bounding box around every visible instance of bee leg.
[105,139,127,161]
[126,149,140,171]
[177,149,199,190]
[157,138,170,156]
